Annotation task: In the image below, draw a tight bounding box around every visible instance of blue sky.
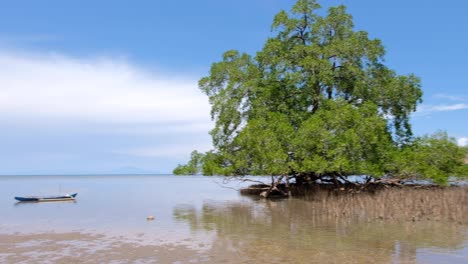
[0,0,467,174]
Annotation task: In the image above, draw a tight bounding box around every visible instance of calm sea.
[0,174,467,263]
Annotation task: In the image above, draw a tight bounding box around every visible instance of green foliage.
[390,132,466,184]
[173,150,205,175]
[229,112,295,175]
[172,165,190,175]
[173,0,464,185]
[452,146,468,178]
[461,146,468,157]
[201,151,229,176]
[292,100,393,177]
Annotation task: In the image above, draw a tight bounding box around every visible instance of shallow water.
[0,175,467,263]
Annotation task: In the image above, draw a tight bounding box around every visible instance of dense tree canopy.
[173,0,466,187]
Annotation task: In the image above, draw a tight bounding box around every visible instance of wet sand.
[2,226,467,264]
[0,231,243,264]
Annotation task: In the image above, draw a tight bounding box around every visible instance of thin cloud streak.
[416,103,468,115]
[433,94,468,102]
[431,104,468,111]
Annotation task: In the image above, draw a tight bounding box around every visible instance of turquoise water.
[0,175,467,263]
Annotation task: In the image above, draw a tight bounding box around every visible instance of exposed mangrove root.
[238,185,468,223]
[240,177,446,198]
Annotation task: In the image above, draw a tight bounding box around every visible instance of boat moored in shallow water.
[14,193,78,202]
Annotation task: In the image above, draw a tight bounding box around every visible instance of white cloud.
[0,50,216,173]
[431,104,468,111]
[121,143,213,159]
[416,103,468,115]
[457,137,468,147]
[109,122,214,135]
[0,50,211,126]
[433,94,468,102]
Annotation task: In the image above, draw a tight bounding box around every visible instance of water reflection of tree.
[173,199,467,263]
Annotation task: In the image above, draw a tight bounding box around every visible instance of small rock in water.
[147,216,155,221]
